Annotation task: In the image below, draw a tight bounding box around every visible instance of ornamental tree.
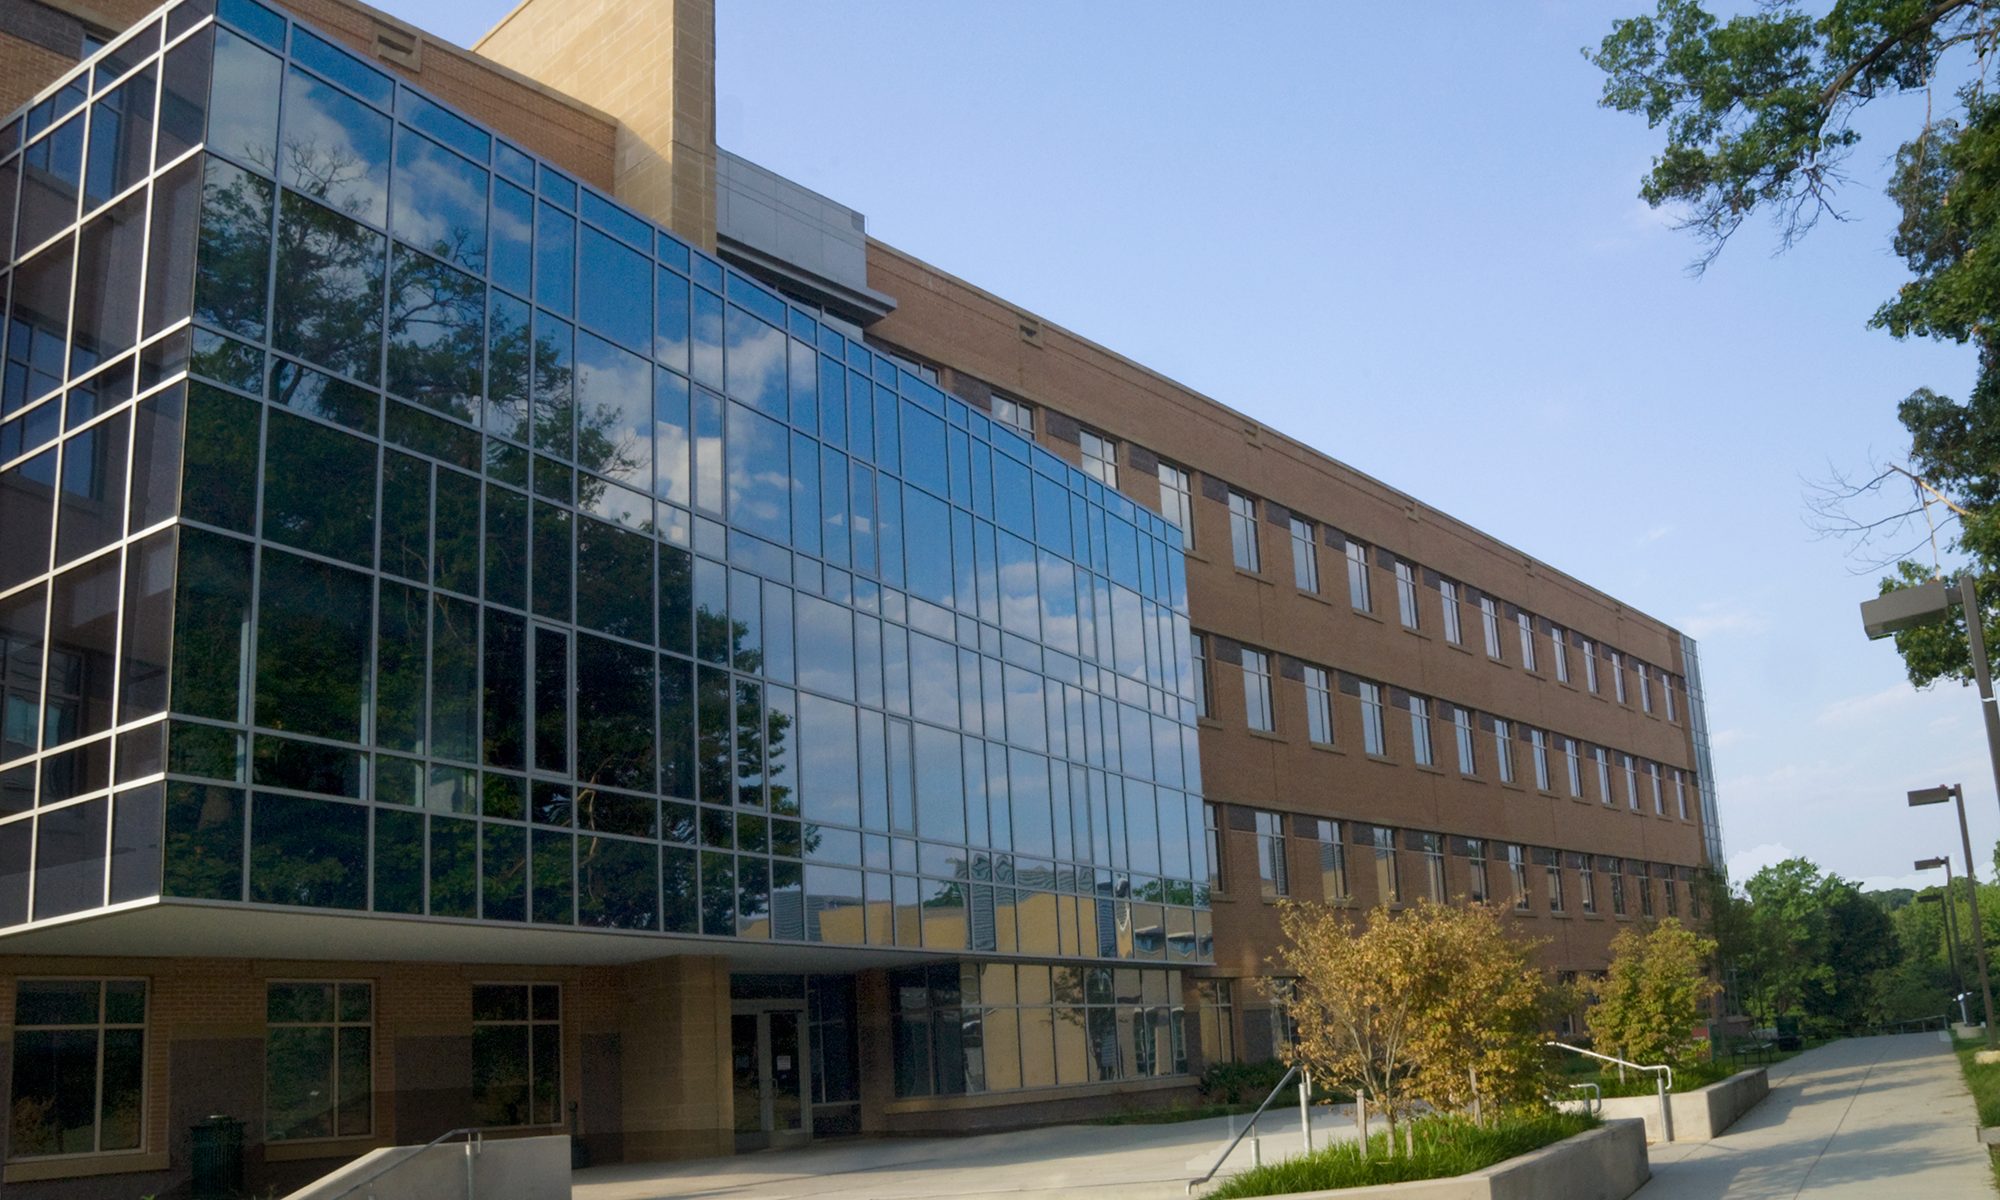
[1586,918,1721,1069]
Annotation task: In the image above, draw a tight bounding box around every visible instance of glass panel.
[71,192,146,374]
[392,128,486,274]
[250,792,366,909]
[5,238,73,415]
[53,416,127,566]
[33,796,109,918]
[272,191,385,384]
[255,549,372,742]
[163,781,244,900]
[261,408,376,566]
[45,552,121,747]
[577,226,649,352]
[534,202,573,315]
[387,245,483,421]
[280,65,390,226]
[208,28,282,171]
[17,113,82,253]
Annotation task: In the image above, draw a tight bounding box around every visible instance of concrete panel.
[1569,1068,1768,1142]
[1260,1119,1648,1200]
[279,1133,570,1200]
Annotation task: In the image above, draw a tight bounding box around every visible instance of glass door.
[731,1005,810,1150]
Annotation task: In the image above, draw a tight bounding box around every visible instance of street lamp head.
[1920,893,1944,904]
[1860,579,1954,640]
[1909,785,1960,808]
[1916,856,1950,870]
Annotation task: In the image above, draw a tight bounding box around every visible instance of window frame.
[470,981,564,1130]
[1517,612,1537,672]
[1228,490,1260,573]
[1303,665,1334,746]
[1551,627,1570,683]
[1240,647,1274,732]
[1479,597,1502,659]
[1492,718,1515,784]
[1506,844,1530,910]
[1563,736,1583,797]
[1191,633,1210,719]
[1439,579,1463,644]
[1372,827,1401,905]
[1611,651,1628,703]
[1315,819,1349,902]
[1582,639,1599,692]
[1289,516,1317,593]
[1079,427,1118,489]
[1359,681,1386,757]
[265,979,375,1144]
[1204,802,1226,893]
[1579,859,1597,914]
[989,393,1035,437]
[1638,663,1653,713]
[1157,461,1193,545]
[1465,839,1490,903]
[1408,695,1434,767]
[7,978,150,1161]
[1344,539,1371,612]
[1529,728,1550,791]
[1394,562,1419,629]
[1453,706,1477,776]
[1546,858,1565,914]
[1254,809,1289,900]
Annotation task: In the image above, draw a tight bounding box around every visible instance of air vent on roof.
[373,21,420,70]
[1017,315,1042,347]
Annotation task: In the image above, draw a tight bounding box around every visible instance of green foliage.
[1201,1112,1600,1198]
[1199,1059,1292,1107]
[1585,918,1722,1070]
[1592,2,2000,687]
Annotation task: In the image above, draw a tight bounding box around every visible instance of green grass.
[1092,1102,1260,1126]
[1951,1034,2000,1192]
[1201,1111,1600,1198]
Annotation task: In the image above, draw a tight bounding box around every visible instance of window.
[991,394,1034,436]
[9,980,146,1157]
[1506,845,1530,910]
[1594,747,1613,806]
[1563,737,1583,797]
[1622,754,1640,811]
[1674,769,1689,820]
[1079,428,1117,488]
[1583,639,1599,692]
[1480,597,1502,659]
[1611,651,1627,703]
[1158,462,1193,544]
[267,981,373,1141]
[1689,873,1703,918]
[1638,663,1654,713]
[1303,666,1334,745]
[1255,810,1288,899]
[1580,858,1597,914]
[1530,729,1550,790]
[1517,613,1537,671]
[1408,696,1434,766]
[1191,634,1210,718]
[1493,718,1515,784]
[1315,820,1349,902]
[1552,627,1570,683]
[1650,763,1665,814]
[1395,562,1420,629]
[1373,827,1401,904]
[1204,803,1225,893]
[1611,862,1628,916]
[1229,491,1260,573]
[1197,981,1235,1067]
[1546,856,1565,914]
[1418,833,1446,903]
[1241,648,1273,732]
[1465,839,1490,903]
[1453,707,1477,775]
[1639,869,1655,918]
[1359,681,1385,756]
[1290,517,1317,592]
[1344,540,1371,611]
[1664,875,1680,917]
[472,983,561,1127]
[1664,675,1678,722]
[1439,580,1463,644]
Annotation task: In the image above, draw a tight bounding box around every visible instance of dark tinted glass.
[195,156,273,340]
[207,28,282,170]
[17,114,83,252]
[170,529,251,722]
[250,791,366,909]
[574,332,648,488]
[142,157,200,339]
[261,408,376,565]
[386,246,482,421]
[84,65,156,210]
[577,226,648,352]
[254,549,371,742]
[163,781,242,900]
[55,413,128,564]
[109,781,163,902]
[156,28,213,165]
[533,202,573,315]
[32,796,107,918]
[272,191,385,383]
[0,450,56,592]
[119,530,174,722]
[281,66,390,226]
[391,128,486,273]
[291,27,393,110]
[45,553,121,746]
[5,238,73,414]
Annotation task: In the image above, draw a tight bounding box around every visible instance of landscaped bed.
[1952,1033,2000,1188]
[1202,1111,1601,1198]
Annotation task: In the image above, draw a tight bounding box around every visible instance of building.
[0,0,1720,1194]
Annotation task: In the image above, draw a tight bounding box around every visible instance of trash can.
[190,1114,244,1199]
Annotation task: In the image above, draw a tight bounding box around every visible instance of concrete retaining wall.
[1582,1069,1768,1142]
[1251,1119,1648,1200]
[279,1133,570,1200]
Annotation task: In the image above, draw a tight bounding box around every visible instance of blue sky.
[387,0,1998,892]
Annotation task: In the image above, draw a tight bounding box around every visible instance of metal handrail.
[1565,1082,1602,1116]
[1545,1041,1674,1142]
[326,1126,484,1200]
[1186,1062,1301,1193]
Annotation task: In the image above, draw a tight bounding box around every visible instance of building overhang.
[0,899,947,973]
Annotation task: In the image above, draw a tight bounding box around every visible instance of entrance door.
[731,1006,809,1151]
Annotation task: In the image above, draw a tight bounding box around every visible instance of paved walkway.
[1636,1032,1990,1199]
[573,1033,1994,1199]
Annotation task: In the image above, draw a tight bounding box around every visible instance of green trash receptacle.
[190,1114,244,1199]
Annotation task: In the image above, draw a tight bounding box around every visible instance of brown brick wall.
[862,239,1712,994]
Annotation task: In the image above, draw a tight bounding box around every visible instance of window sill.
[267,1136,387,1163]
[1556,680,1580,693]
[1308,740,1345,756]
[1247,727,1288,743]
[1498,780,1527,793]
[1197,717,1224,730]
[1363,752,1399,767]
[1445,640,1475,656]
[5,1151,170,1184]
[1550,911,1572,919]
[1536,788,1560,800]
[1297,589,1335,608]
[1400,624,1430,641]
[1415,763,1448,777]
[1234,567,1272,587]
[1349,605,1384,625]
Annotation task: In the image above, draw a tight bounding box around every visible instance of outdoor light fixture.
[1860,579,1953,640]
[1904,785,1997,1046]
[1916,856,1950,869]
[1915,857,1969,1023]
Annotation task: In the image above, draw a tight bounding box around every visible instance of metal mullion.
[91,980,108,1153]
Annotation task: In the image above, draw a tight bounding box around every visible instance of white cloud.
[1815,683,1922,727]
[1727,842,1798,882]
[1639,525,1671,545]
[1676,601,1769,640]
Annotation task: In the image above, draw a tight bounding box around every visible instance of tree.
[1586,919,1722,1069]
[1591,2,2000,684]
[1274,900,1552,1146]
[1737,858,1909,1034]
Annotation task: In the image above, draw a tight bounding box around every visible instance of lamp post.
[1859,575,2000,820]
[1910,786,1997,1046]
[1916,857,1968,1023]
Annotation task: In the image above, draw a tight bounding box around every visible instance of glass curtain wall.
[0,0,1212,968]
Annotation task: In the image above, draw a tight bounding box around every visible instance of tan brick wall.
[473,0,716,249]
[0,952,733,1189]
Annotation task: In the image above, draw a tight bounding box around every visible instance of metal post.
[1357,1093,1368,1161]
[1944,859,1967,999]
[1950,781,2000,1048]
[1656,1072,1675,1143]
[1299,1068,1312,1152]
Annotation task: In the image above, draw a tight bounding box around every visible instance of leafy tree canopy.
[1592,1,2000,686]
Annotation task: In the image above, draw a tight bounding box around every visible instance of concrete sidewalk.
[1635,1032,1991,1199]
